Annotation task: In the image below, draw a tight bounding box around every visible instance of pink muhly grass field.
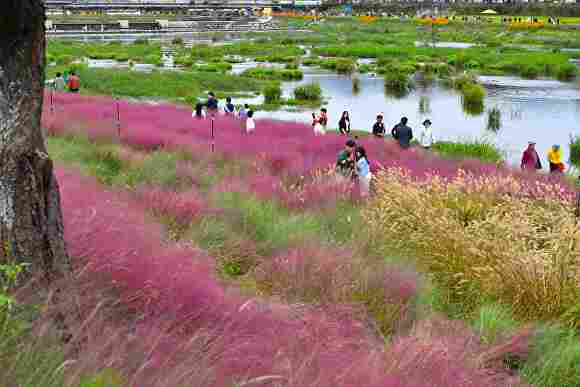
[43,93,575,198]
[54,166,530,386]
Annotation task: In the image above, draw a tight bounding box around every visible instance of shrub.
[352,77,360,94]
[520,65,541,79]
[570,135,580,168]
[293,82,322,101]
[335,58,356,74]
[461,83,486,115]
[486,107,501,132]
[133,38,149,45]
[557,63,578,82]
[285,62,299,70]
[172,37,184,46]
[263,83,282,104]
[384,71,412,92]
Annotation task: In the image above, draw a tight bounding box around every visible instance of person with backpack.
[224,96,236,116]
[355,146,372,197]
[392,117,413,149]
[67,71,81,93]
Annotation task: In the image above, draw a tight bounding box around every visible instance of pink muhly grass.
[135,186,206,227]
[254,246,421,336]
[44,93,575,202]
[38,166,533,386]
[383,318,532,387]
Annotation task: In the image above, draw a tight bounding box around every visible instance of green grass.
[48,66,265,101]
[242,67,303,81]
[522,326,580,387]
[432,140,505,163]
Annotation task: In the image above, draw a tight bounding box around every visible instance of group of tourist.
[193,92,256,133]
[521,142,566,174]
[50,71,81,93]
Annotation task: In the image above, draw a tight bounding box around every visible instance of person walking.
[547,144,565,173]
[192,101,206,119]
[419,119,434,149]
[224,96,236,116]
[520,141,542,172]
[338,111,351,135]
[372,114,386,138]
[54,72,66,91]
[392,117,413,149]
[355,146,372,197]
[245,110,256,134]
[67,71,81,93]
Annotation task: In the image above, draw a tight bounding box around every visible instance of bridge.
[45,1,290,11]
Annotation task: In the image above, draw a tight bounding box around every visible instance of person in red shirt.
[67,71,80,93]
[521,141,542,171]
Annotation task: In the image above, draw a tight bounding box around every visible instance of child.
[355,146,372,197]
[245,110,255,134]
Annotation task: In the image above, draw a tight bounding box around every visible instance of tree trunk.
[0,0,70,282]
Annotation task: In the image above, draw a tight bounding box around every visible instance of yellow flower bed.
[415,17,450,26]
[358,16,379,24]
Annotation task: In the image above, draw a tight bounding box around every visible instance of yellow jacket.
[547,148,563,164]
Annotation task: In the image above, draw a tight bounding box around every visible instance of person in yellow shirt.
[547,144,565,173]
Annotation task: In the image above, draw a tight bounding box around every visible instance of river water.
[230,63,580,166]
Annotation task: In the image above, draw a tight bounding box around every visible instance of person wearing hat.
[547,144,565,173]
[336,139,357,179]
[521,141,542,172]
[419,119,434,149]
[372,113,386,138]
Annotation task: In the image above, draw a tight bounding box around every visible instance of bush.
[133,38,149,45]
[293,82,322,101]
[570,135,580,168]
[263,83,282,104]
[285,62,299,70]
[521,65,541,79]
[335,58,356,74]
[384,71,412,92]
[172,37,184,46]
[461,83,486,115]
[557,63,578,82]
[487,107,501,132]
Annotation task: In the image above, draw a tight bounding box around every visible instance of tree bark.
[0,0,70,282]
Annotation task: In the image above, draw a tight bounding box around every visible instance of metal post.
[115,99,121,138]
[50,90,55,114]
[211,117,215,153]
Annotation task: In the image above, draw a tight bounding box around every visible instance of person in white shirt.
[245,110,256,133]
[419,119,434,149]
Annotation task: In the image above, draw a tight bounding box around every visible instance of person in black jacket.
[206,91,219,117]
[372,114,386,138]
[392,117,413,149]
[338,111,351,135]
